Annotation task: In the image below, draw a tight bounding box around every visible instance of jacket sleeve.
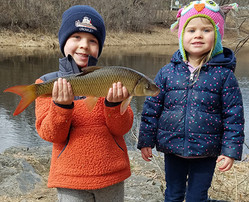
[137,68,165,149]
[104,99,134,136]
[35,79,74,143]
[221,70,245,160]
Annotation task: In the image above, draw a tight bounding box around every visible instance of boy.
[35,5,134,202]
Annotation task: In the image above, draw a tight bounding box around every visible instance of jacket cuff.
[104,99,121,107]
[53,101,74,109]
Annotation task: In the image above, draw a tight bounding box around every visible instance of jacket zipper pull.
[190,73,194,81]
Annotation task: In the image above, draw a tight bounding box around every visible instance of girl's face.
[64,32,99,68]
[183,17,215,61]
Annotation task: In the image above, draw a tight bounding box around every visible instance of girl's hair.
[190,46,213,85]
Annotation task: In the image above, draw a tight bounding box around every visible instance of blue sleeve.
[221,70,244,160]
[137,67,166,149]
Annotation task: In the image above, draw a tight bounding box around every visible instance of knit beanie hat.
[170,0,238,61]
[58,5,106,57]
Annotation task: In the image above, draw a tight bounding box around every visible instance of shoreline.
[0,27,242,52]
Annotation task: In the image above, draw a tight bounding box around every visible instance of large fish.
[4,66,160,116]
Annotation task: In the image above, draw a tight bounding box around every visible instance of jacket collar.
[58,55,98,77]
[171,47,236,72]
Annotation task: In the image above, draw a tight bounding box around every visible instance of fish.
[4,66,160,116]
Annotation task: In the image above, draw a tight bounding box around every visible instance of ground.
[0,147,249,202]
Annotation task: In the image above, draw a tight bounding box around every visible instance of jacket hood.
[171,47,236,72]
[40,55,98,82]
[58,55,80,77]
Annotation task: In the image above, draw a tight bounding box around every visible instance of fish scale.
[61,67,142,97]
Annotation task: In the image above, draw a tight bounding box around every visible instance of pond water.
[0,45,249,157]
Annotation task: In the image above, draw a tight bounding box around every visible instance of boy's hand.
[216,155,234,172]
[106,82,129,103]
[141,147,153,162]
[52,78,74,105]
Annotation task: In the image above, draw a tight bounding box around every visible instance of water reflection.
[0,45,248,156]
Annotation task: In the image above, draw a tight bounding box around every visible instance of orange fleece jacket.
[35,79,134,190]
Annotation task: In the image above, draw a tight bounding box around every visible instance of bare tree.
[0,0,248,51]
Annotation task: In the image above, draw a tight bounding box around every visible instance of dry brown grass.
[209,158,249,202]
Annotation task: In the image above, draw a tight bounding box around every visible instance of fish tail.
[4,84,37,116]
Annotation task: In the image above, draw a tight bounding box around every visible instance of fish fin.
[3,84,37,116]
[120,96,133,115]
[77,66,103,77]
[84,96,99,112]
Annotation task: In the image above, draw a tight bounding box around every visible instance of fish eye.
[145,83,150,89]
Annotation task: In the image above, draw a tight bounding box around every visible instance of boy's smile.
[64,32,99,68]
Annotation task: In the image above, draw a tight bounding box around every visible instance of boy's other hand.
[106,82,129,103]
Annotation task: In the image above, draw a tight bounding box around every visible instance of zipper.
[189,63,201,82]
[185,69,197,156]
[190,72,194,81]
[112,136,124,152]
[185,67,200,155]
[57,130,71,158]
[189,68,199,82]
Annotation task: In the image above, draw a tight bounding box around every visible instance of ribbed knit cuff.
[104,99,121,107]
[53,101,74,109]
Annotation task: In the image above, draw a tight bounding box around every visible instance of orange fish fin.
[120,96,133,115]
[3,84,37,116]
[84,96,99,112]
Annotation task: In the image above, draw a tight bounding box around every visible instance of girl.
[137,1,244,201]
[35,5,133,202]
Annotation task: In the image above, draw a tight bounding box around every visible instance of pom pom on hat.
[58,5,106,57]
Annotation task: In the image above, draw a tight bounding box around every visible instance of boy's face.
[183,17,215,61]
[64,32,99,68]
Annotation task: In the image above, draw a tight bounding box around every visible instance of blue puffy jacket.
[138,48,244,160]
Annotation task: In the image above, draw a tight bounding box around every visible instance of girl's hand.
[216,155,234,172]
[52,78,74,105]
[141,147,153,162]
[106,82,129,103]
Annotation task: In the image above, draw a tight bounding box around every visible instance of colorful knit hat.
[170,0,238,61]
[58,5,106,57]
